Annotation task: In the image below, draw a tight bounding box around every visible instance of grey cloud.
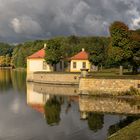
[0,0,140,43]
[10,16,42,34]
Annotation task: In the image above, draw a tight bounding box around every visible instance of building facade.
[27,48,64,81]
[70,48,97,72]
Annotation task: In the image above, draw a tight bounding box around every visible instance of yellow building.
[27,45,64,81]
[70,48,92,72]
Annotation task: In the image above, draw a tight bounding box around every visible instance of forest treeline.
[0,36,110,68]
[0,21,140,73]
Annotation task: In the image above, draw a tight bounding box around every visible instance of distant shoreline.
[0,67,26,71]
[0,67,12,69]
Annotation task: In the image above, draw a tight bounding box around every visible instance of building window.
[82,62,86,69]
[43,61,47,70]
[73,62,76,69]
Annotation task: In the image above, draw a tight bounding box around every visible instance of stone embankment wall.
[79,96,140,115]
[79,78,140,95]
[31,72,80,85]
[33,83,79,96]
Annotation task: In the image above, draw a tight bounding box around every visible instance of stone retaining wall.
[79,96,140,115]
[33,83,79,96]
[79,78,140,95]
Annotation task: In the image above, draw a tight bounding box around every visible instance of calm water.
[0,69,140,140]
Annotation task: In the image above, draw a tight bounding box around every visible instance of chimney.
[44,43,47,49]
[82,48,85,51]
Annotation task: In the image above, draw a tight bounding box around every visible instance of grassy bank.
[107,119,140,140]
[89,68,140,79]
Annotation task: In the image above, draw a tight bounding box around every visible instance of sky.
[0,0,140,43]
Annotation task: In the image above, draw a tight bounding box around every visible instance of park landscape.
[0,21,139,140]
[0,0,140,139]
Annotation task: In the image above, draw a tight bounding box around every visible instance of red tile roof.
[71,49,89,60]
[28,49,45,59]
[29,104,44,114]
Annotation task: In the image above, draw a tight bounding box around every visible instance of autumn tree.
[108,21,133,75]
[129,30,140,74]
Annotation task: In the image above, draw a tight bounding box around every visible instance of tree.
[44,96,61,126]
[10,36,110,68]
[89,44,106,70]
[45,39,62,71]
[88,113,104,132]
[129,30,140,74]
[108,21,133,75]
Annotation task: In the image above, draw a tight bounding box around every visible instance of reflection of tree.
[88,113,104,132]
[44,96,61,126]
[11,70,26,92]
[0,69,12,92]
[108,116,140,136]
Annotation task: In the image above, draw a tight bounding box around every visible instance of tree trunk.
[100,64,103,71]
[96,65,99,71]
[119,65,123,76]
[132,66,138,74]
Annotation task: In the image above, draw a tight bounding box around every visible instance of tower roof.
[70,49,89,60]
[28,49,45,59]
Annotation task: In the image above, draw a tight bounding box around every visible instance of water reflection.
[79,96,140,115]
[88,113,104,132]
[26,82,140,137]
[27,82,79,126]
[33,82,79,96]
[0,69,12,91]
[11,70,26,91]
[0,69,26,92]
[44,96,62,125]
[0,69,140,140]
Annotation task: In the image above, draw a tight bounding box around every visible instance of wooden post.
[119,65,123,76]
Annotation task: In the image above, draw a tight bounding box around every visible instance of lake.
[0,69,140,140]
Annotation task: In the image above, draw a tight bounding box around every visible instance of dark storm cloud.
[0,0,140,43]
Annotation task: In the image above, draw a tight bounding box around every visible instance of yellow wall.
[27,58,65,81]
[27,58,52,73]
[70,60,91,72]
[27,82,50,105]
[27,58,52,81]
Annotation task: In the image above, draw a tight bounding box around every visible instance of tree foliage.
[11,40,43,68]
[0,22,139,72]
[88,113,104,132]
[11,36,110,68]
[108,21,140,73]
[108,21,132,66]
[45,39,62,65]
[0,43,14,56]
[44,96,61,126]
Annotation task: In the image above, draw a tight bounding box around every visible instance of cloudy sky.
[0,0,140,43]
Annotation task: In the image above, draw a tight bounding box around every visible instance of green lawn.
[32,68,140,79]
[89,68,140,79]
[107,119,140,140]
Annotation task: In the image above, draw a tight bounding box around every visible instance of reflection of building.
[27,82,79,114]
[27,83,50,114]
[27,45,64,81]
[33,83,79,96]
[80,112,88,120]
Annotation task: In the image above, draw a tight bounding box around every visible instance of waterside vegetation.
[107,119,140,140]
